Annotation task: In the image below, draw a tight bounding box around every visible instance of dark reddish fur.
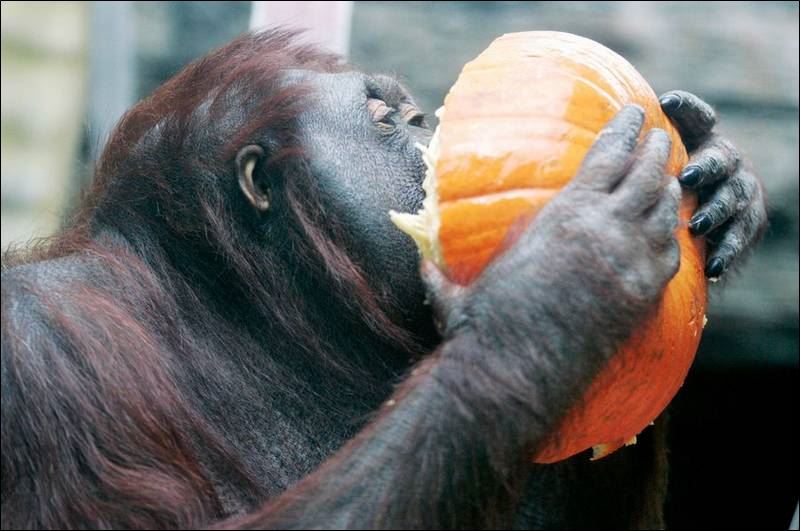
[2,30,425,529]
[1,29,675,531]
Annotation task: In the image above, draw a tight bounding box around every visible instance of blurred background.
[1,1,797,528]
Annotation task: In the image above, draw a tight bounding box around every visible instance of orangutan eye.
[367,97,397,133]
[399,103,427,127]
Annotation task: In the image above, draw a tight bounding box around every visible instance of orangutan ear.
[236,144,270,212]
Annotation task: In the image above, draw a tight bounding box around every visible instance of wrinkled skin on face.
[285,71,433,316]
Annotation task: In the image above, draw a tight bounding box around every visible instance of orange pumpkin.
[391,31,707,463]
